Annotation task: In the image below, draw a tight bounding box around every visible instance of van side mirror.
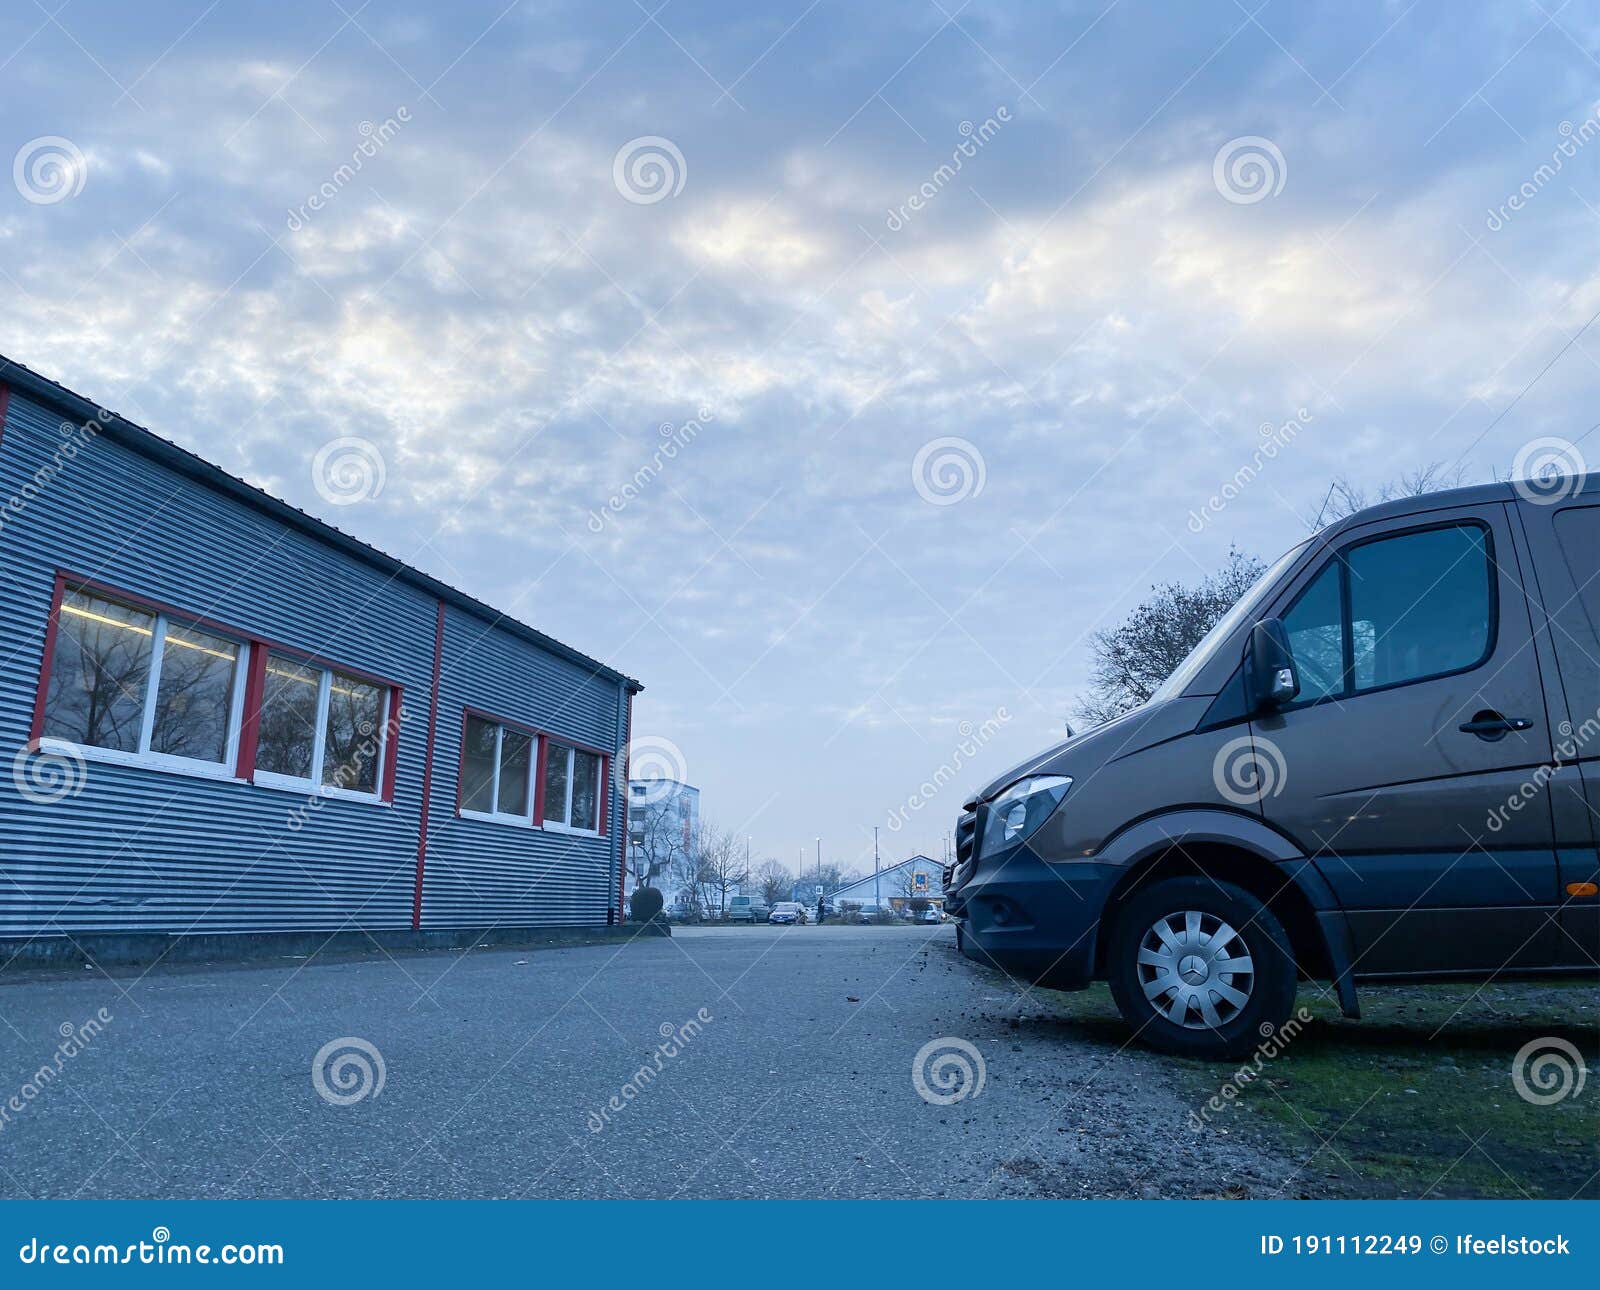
[1248,618,1300,710]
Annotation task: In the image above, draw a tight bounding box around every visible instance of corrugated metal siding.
[419,602,625,928]
[0,389,628,938]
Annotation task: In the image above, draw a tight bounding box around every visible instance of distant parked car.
[918,907,943,924]
[727,896,771,923]
[768,902,808,925]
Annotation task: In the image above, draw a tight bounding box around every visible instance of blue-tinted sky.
[3,1,1598,874]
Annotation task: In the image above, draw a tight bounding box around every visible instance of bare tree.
[626,794,692,892]
[691,822,748,920]
[1075,546,1267,726]
[1311,463,1472,530]
[791,862,860,901]
[752,859,792,908]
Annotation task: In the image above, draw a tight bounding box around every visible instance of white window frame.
[458,718,538,828]
[40,593,250,785]
[252,658,390,805]
[541,741,603,837]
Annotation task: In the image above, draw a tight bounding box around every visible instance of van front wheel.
[1106,877,1295,1061]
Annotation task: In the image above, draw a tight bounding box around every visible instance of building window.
[459,714,538,821]
[459,717,606,834]
[543,741,601,832]
[253,650,390,799]
[40,587,245,776]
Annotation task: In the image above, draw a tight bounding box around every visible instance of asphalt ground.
[0,922,1309,1198]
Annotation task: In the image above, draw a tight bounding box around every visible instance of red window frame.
[32,570,404,801]
[455,704,610,836]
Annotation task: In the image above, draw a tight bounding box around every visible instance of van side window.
[1281,564,1344,702]
[1552,506,1600,637]
[1346,525,1490,691]
[1278,523,1493,703]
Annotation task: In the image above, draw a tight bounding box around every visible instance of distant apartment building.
[625,777,699,909]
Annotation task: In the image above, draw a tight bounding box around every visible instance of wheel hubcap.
[1136,910,1255,1030]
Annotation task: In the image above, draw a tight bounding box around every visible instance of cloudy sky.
[2,1,1597,874]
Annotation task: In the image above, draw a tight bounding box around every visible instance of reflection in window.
[254,652,389,796]
[542,745,570,826]
[1278,525,1493,703]
[461,716,497,813]
[570,750,600,831]
[543,741,602,831]
[43,589,242,768]
[323,672,384,792]
[459,717,536,819]
[256,656,321,780]
[151,624,239,762]
[498,730,533,817]
[1347,526,1490,691]
[1281,564,1344,703]
[43,591,156,753]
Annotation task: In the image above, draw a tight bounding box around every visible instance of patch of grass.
[953,934,1593,1197]
[1179,982,1599,1198]
[959,943,1597,1198]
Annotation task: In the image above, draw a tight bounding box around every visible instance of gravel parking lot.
[0,922,1314,1199]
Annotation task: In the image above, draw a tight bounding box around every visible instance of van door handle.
[1459,711,1534,740]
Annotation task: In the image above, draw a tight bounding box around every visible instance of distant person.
[816,896,825,925]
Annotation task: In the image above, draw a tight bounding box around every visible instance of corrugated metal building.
[0,356,641,944]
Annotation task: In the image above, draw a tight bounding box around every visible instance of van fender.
[1094,808,1360,1018]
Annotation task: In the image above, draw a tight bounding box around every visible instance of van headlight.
[981,775,1072,855]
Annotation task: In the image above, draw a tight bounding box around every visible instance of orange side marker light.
[1566,881,1599,898]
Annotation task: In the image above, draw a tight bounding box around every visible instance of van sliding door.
[1511,498,1600,968]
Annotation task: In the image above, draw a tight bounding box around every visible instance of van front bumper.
[955,851,1117,991]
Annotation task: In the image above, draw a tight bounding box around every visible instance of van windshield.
[1147,539,1308,705]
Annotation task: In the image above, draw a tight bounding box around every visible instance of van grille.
[951,807,978,887]
[956,809,976,864]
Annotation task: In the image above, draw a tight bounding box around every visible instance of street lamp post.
[874,826,880,914]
